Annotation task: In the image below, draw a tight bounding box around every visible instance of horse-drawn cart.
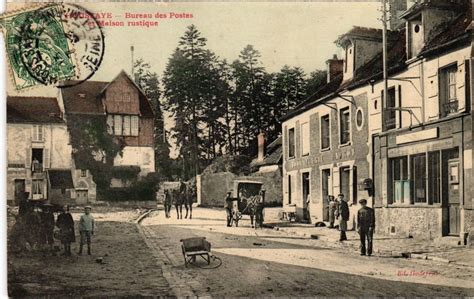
[229,180,265,228]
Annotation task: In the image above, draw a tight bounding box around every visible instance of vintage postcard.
[2,0,473,297]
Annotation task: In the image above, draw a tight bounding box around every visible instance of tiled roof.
[61,81,107,115]
[281,29,406,122]
[419,11,471,57]
[47,169,74,189]
[7,96,64,124]
[251,136,283,167]
[61,71,155,118]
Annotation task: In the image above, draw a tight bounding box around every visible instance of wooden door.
[447,160,460,236]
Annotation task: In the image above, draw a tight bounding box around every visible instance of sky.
[2,1,383,157]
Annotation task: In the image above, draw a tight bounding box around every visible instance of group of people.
[327,194,375,256]
[12,196,95,256]
[224,189,266,228]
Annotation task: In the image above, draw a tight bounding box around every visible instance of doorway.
[441,149,460,236]
[321,169,331,221]
[14,180,25,205]
[340,166,351,203]
[302,172,310,221]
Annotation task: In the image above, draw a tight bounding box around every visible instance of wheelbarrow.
[180,237,212,267]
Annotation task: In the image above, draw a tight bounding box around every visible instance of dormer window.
[78,93,86,98]
[407,14,423,59]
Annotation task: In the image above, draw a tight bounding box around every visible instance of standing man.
[79,206,95,255]
[40,203,55,252]
[224,191,233,227]
[337,193,349,241]
[56,205,75,256]
[357,199,375,256]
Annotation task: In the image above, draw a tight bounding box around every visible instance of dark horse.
[173,189,184,219]
[182,183,194,219]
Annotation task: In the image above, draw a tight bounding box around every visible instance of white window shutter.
[43,148,50,169]
[25,148,31,168]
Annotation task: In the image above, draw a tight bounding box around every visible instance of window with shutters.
[320,114,330,150]
[32,125,43,142]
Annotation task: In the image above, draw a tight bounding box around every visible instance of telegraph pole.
[131,45,135,77]
[382,0,388,131]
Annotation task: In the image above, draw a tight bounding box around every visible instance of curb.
[135,209,195,297]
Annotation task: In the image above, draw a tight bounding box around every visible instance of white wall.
[113,146,155,175]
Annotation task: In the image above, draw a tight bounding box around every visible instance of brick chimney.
[326,54,343,83]
[257,132,265,162]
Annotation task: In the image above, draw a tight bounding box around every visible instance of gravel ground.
[7,209,172,297]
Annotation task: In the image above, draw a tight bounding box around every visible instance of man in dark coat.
[224,191,233,227]
[56,205,75,256]
[337,194,349,241]
[40,204,55,252]
[357,199,375,256]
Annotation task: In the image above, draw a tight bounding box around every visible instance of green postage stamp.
[2,5,76,89]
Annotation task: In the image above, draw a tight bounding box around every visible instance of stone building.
[281,0,473,244]
[369,0,473,242]
[6,96,74,205]
[60,70,155,200]
[280,26,401,225]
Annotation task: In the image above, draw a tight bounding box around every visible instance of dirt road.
[8,208,172,297]
[140,208,474,297]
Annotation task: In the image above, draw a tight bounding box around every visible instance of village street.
[7,206,474,297]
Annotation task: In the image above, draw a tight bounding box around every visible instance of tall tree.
[133,58,172,179]
[163,25,219,178]
[305,69,327,97]
[231,45,272,155]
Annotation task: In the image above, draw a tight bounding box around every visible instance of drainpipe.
[382,0,388,131]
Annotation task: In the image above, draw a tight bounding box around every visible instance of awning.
[47,169,74,189]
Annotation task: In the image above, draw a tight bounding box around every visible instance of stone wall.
[375,207,442,240]
[199,170,283,207]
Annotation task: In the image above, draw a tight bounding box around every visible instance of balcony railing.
[443,100,459,116]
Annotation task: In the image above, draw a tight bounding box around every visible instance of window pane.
[123,116,131,136]
[428,151,440,204]
[340,108,350,144]
[107,115,114,134]
[114,115,122,135]
[321,115,330,149]
[301,122,309,155]
[411,154,426,203]
[389,156,408,204]
[288,128,295,157]
[131,116,139,136]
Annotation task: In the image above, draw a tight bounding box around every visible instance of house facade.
[369,1,473,241]
[280,0,473,244]
[6,96,74,205]
[60,71,155,199]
